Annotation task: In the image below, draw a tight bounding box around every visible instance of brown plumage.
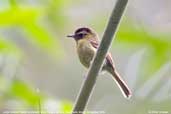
[67,27,131,99]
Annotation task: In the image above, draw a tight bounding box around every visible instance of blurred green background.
[0,0,171,114]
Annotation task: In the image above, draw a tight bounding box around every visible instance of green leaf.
[142,48,168,79]
[0,38,21,57]
[115,22,171,78]
[22,22,63,58]
[9,79,44,107]
[60,101,73,113]
[0,6,64,58]
[0,7,42,27]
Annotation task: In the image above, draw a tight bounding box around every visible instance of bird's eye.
[78,33,86,38]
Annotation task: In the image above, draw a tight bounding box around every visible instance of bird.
[67,27,131,99]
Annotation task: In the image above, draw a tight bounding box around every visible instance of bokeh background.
[0,0,171,114]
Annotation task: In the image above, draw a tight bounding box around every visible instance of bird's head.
[67,27,96,41]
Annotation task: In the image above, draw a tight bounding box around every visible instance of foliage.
[0,38,20,55]
[0,0,68,112]
[0,3,64,58]
[116,22,171,80]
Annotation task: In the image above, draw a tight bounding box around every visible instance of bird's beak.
[67,34,75,38]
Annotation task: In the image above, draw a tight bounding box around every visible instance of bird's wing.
[89,38,114,68]
[88,37,99,49]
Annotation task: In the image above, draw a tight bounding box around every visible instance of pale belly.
[77,40,96,68]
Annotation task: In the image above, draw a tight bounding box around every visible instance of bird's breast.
[77,39,96,68]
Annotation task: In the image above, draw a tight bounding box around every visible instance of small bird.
[67,27,131,99]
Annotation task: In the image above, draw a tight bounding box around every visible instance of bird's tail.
[107,67,132,99]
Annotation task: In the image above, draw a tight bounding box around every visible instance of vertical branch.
[72,0,128,114]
